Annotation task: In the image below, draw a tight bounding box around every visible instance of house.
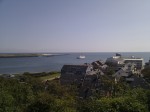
[112,62,150,89]
[92,61,100,69]
[126,75,150,89]
[145,59,150,67]
[112,63,136,82]
[92,60,107,74]
[60,64,104,98]
[60,64,95,85]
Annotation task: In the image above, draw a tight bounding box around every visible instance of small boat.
[77,55,85,59]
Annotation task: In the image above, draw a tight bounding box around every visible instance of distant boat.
[77,55,85,59]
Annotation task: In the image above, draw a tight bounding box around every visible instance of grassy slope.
[38,73,60,81]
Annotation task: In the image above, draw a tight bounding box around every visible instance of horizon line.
[0,51,150,54]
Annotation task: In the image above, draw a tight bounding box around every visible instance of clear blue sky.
[0,0,150,53]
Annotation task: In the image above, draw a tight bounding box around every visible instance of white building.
[106,54,144,70]
[124,57,144,70]
[106,56,124,65]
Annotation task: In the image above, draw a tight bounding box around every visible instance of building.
[91,60,107,75]
[60,64,95,85]
[112,63,136,82]
[145,60,150,67]
[60,64,103,98]
[106,54,144,70]
[124,56,144,70]
[92,60,107,69]
[106,56,124,65]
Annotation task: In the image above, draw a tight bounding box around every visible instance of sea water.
[0,52,150,74]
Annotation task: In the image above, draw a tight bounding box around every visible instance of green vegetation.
[0,73,150,112]
[0,53,40,58]
[0,75,76,112]
[142,66,150,83]
[0,53,69,58]
[22,72,60,81]
[38,73,60,81]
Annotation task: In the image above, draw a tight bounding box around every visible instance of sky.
[0,0,150,53]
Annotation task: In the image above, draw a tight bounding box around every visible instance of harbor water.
[0,52,150,74]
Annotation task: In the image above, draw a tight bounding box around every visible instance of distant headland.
[0,53,69,58]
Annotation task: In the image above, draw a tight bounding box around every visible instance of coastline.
[0,71,60,81]
[0,53,69,58]
[0,52,149,74]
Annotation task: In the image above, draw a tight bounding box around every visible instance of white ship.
[76,55,85,59]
